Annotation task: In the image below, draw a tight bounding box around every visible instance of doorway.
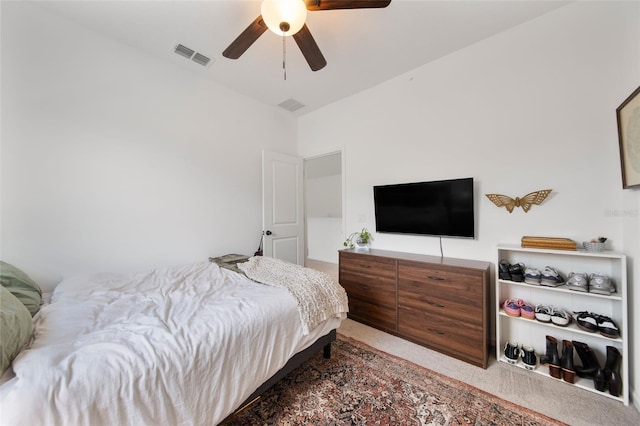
[304,151,343,280]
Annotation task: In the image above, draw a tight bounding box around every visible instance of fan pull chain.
[282,33,287,81]
[278,22,291,81]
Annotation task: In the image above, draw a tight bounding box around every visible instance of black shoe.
[604,346,622,397]
[509,263,525,282]
[596,315,620,339]
[574,311,599,333]
[561,340,575,383]
[540,335,561,379]
[499,259,512,280]
[572,340,601,378]
[594,368,607,392]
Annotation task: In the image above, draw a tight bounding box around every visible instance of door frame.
[303,148,346,264]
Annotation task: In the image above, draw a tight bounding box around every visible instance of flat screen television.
[373,177,475,239]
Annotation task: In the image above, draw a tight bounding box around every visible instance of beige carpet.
[339,319,639,426]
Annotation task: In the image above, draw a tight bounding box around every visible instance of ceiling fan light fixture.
[261,0,307,36]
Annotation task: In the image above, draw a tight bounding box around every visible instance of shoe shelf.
[496,354,625,403]
[497,279,623,301]
[496,244,628,406]
[497,310,624,343]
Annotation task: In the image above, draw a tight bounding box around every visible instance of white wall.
[298,1,640,407]
[306,174,342,218]
[3,0,640,409]
[306,217,342,263]
[306,173,343,263]
[0,2,297,290]
[305,153,343,262]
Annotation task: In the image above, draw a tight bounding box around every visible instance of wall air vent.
[278,98,306,112]
[173,43,213,67]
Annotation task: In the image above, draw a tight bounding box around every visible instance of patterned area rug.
[226,335,565,425]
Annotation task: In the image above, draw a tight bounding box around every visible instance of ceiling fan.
[222,0,392,72]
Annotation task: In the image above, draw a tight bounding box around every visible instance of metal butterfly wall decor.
[485,189,552,213]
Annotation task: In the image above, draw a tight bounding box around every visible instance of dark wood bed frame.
[224,329,337,421]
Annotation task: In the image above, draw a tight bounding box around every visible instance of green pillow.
[1,285,34,374]
[0,261,42,316]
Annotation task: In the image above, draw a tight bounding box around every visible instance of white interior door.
[262,151,304,265]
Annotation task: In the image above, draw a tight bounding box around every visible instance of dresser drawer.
[340,251,397,308]
[340,270,395,305]
[397,261,484,309]
[348,297,396,331]
[339,252,396,279]
[397,305,484,361]
[397,288,481,324]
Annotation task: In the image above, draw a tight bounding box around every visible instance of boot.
[572,340,600,378]
[604,346,622,397]
[561,340,575,383]
[540,335,561,379]
[594,367,607,392]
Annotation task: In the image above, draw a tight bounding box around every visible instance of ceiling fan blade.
[222,15,267,59]
[292,24,327,71]
[305,0,391,11]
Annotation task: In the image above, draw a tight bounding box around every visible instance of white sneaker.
[524,267,541,285]
[541,266,565,287]
[566,272,588,292]
[588,273,615,295]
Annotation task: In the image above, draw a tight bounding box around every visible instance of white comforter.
[0,261,344,426]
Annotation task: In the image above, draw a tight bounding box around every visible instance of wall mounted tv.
[373,177,475,239]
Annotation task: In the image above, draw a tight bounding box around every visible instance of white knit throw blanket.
[237,256,349,335]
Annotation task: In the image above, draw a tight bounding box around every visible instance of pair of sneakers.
[504,341,537,370]
[523,266,565,287]
[503,298,535,319]
[534,304,571,326]
[566,272,616,295]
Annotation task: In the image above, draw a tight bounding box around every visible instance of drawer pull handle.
[428,328,445,335]
[427,275,444,281]
[427,300,445,308]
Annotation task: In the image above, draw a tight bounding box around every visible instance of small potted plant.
[344,228,372,251]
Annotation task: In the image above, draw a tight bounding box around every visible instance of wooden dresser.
[339,248,491,368]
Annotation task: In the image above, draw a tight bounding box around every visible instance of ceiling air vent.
[192,52,211,67]
[278,98,306,112]
[173,43,213,67]
[174,44,195,59]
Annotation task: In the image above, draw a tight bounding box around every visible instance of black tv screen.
[373,177,475,238]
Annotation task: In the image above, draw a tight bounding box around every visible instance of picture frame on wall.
[616,85,640,189]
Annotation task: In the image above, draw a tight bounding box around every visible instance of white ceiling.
[33,0,570,116]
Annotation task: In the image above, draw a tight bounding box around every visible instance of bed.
[0,256,348,425]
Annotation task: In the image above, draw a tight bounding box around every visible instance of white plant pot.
[355,239,369,251]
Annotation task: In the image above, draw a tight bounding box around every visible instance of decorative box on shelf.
[520,236,576,251]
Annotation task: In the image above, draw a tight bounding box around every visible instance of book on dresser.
[338,248,491,368]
